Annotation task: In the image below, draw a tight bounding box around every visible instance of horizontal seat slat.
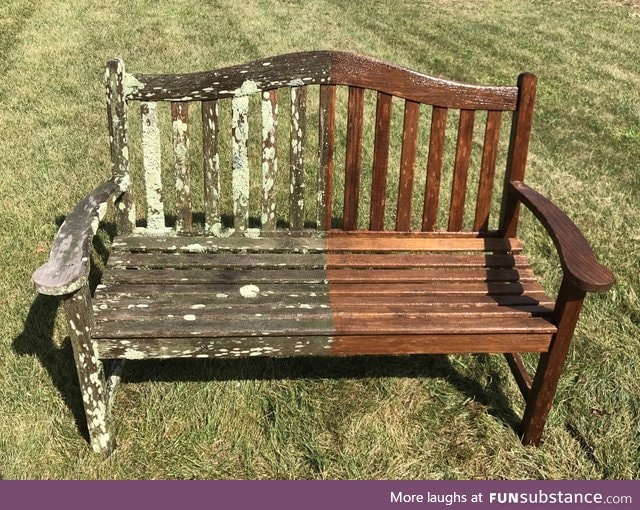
[107,252,530,270]
[96,281,547,297]
[92,315,554,339]
[111,235,522,253]
[95,333,551,360]
[102,268,536,285]
[94,292,553,310]
[94,304,552,323]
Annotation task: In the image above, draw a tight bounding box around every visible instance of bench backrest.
[105,51,535,237]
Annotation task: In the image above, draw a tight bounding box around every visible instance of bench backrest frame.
[105,51,535,238]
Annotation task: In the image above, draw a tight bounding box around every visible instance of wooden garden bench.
[32,51,614,455]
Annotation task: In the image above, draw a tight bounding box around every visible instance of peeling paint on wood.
[202,100,221,235]
[290,86,307,230]
[261,90,278,231]
[105,59,134,234]
[172,102,192,232]
[232,95,250,232]
[64,286,115,455]
[140,102,165,231]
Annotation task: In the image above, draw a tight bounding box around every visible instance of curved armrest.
[33,179,124,296]
[510,181,614,293]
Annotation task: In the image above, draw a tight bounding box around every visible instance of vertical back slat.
[369,92,393,230]
[448,109,475,231]
[261,90,278,232]
[232,95,250,233]
[500,73,537,237]
[290,86,307,230]
[343,86,365,231]
[202,100,221,234]
[140,102,165,231]
[422,106,448,231]
[474,110,502,231]
[318,85,336,230]
[396,100,420,231]
[105,59,135,234]
[171,102,191,232]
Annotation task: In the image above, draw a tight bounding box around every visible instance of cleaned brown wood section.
[448,109,475,231]
[343,86,365,230]
[369,92,393,230]
[474,110,502,231]
[396,100,421,231]
[422,106,448,231]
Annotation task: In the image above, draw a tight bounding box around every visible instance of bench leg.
[63,285,116,455]
[520,279,586,446]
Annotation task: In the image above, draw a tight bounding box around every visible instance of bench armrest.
[510,181,614,293]
[33,179,124,296]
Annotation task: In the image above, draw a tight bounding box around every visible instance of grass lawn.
[0,0,638,479]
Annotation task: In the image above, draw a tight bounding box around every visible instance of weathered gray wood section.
[231,94,250,233]
[105,58,135,233]
[33,179,121,295]
[290,86,307,230]
[318,85,336,230]
[171,102,192,232]
[261,90,278,231]
[202,100,221,234]
[64,285,115,455]
[140,102,165,231]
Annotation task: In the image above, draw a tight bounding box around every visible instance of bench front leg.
[519,278,586,445]
[63,285,116,455]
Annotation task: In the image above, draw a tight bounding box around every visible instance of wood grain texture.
[500,73,537,236]
[474,110,502,231]
[343,86,365,230]
[369,92,393,230]
[171,102,192,232]
[510,181,614,292]
[422,106,448,231]
[396,100,420,231]
[290,86,307,230]
[318,85,336,230]
[202,100,221,234]
[448,109,475,231]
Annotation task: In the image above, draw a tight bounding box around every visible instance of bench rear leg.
[63,285,116,455]
[520,279,586,446]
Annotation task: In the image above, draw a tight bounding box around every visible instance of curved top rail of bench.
[121,51,519,111]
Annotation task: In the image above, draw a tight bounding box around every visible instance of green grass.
[1,0,639,479]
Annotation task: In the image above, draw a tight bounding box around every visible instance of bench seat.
[92,234,556,359]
